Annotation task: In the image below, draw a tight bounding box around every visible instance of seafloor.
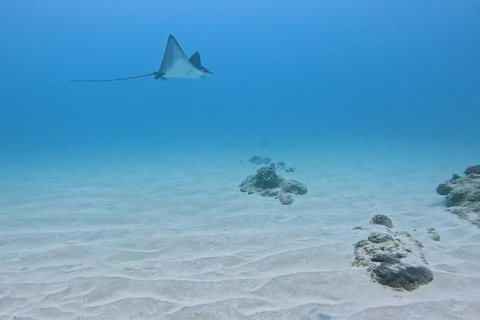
[1,139,479,320]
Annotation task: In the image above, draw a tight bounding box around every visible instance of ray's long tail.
[70,72,157,82]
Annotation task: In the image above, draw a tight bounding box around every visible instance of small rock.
[280,180,308,195]
[249,155,271,165]
[259,189,279,197]
[248,155,262,164]
[436,183,453,196]
[427,227,441,241]
[278,193,293,205]
[370,252,406,263]
[373,263,433,291]
[371,215,394,228]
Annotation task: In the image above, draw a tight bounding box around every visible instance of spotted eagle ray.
[71,35,212,82]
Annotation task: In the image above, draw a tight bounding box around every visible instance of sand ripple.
[2,154,480,319]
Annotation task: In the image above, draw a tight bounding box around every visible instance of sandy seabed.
[1,140,480,319]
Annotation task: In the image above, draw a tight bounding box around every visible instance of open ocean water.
[1,1,480,319]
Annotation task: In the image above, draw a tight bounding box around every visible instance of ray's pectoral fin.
[154,72,167,81]
[188,52,202,69]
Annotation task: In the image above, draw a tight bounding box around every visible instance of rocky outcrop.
[372,260,433,291]
[239,167,307,205]
[280,179,308,195]
[436,165,480,226]
[247,156,296,173]
[353,216,433,291]
[249,155,271,165]
[254,167,281,189]
[465,165,480,175]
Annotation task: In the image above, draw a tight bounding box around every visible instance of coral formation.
[254,167,281,189]
[353,216,433,291]
[437,165,480,226]
[370,214,394,228]
[465,165,480,175]
[240,167,307,205]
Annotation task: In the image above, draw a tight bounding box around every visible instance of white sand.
[1,140,480,319]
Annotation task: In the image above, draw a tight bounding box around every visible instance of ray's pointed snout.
[200,68,213,78]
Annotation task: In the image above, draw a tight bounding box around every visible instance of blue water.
[2,2,480,318]
[1,0,479,165]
